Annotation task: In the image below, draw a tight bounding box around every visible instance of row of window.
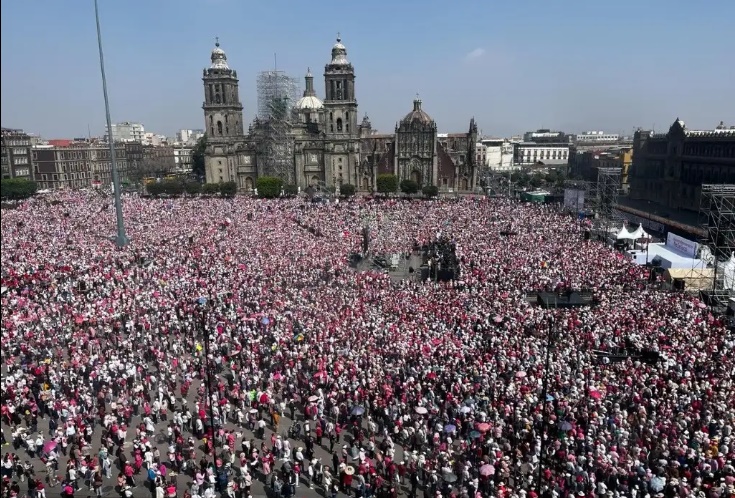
[3,139,30,147]
[13,156,28,165]
[683,143,735,158]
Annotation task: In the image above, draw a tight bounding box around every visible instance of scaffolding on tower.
[255,70,300,184]
[596,167,622,230]
[698,184,735,308]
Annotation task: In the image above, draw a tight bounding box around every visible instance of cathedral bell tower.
[202,39,244,140]
[323,35,358,137]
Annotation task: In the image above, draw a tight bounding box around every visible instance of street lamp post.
[94,0,128,247]
[536,317,556,495]
[197,298,219,473]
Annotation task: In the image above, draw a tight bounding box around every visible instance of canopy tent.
[663,268,714,291]
[629,224,652,240]
[616,226,634,240]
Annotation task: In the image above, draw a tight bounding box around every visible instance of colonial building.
[629,119,735,213]
[202,37,478,192]
[1,128,35,180]
[32,141,141,190]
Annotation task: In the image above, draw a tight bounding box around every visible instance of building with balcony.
[105,122,145,143]
[629,119,735,213]
[1,127,35,180]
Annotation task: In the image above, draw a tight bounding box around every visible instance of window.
[217,121,223,135]
[337,118,343,132]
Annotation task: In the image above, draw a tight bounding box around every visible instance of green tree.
[191,135,207,178]
[219,181,238,197]
[256,176,283,199]
[202,183,220,196]
[184,181,202,195]
[161,180,184,196]
[400,179,419,195]
[0,178,38,200]
[340,183,356,197]
[283,184,299,197]
[376,174,398,195]
[146,181,164,197]
[422,185,439,198]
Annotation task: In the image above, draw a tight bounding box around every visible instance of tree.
[219,181,238,197]
[283,184,299,197]
[0,178,37,200]
[191,135,207,179]
[376,174,398,195]
[202,183,220,196]
[163,180,184,196]
[146,181,164,197]
[400,179,419,195]
[184,182,202,195]
[256,176,283,199]
[422,185,439,198]
[340,183,356,198]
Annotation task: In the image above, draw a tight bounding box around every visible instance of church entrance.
[362,177,369,191]
[410,170,421,185]
[461,178,469,191]
[245,177,254,192]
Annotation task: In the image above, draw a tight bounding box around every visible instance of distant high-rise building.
[1,127,35,180]
[177,129,205,144]
[523,129,571,144]
[105,122,145,143]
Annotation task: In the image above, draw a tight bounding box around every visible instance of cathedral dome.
[402,98,433,125]
[330,35,349,65]
[210,40,229,69]
[297,67,323,110]
[296,95,324,110]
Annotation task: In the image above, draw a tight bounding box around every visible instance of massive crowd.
[1,192,733,498]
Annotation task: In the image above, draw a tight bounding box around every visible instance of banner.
[563,189,585,211]
[666,232,698,258]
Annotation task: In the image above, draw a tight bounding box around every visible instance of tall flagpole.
[94,0,129,247]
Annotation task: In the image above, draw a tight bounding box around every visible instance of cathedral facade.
[202,37,479,193]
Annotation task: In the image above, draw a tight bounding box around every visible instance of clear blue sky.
[2,0,734,139]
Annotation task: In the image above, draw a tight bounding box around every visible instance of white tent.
[629,224,652,240]
[616,226,634,240]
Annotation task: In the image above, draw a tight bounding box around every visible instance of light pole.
[94,0,128,247]
[197,297,219,472]
[537,316,556,495]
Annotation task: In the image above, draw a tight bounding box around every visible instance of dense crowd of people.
[1,191,733,498]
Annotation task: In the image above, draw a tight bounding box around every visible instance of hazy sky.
[2,0,734,139]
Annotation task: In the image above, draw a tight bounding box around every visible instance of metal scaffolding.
[564,179,597,212]
[255,71,300,184]
[699,184,735,303]
[597,167,622,226]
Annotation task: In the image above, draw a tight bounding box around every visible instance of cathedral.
[202,36,479,193]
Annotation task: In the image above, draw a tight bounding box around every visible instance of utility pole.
[94,0,128,247]
[537,316,556,495]
[198,297,219,472]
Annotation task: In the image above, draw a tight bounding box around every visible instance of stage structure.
[597,167,622,228]
[255,70,300,184]
[699,184,735,306]
[564,179,596,213]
